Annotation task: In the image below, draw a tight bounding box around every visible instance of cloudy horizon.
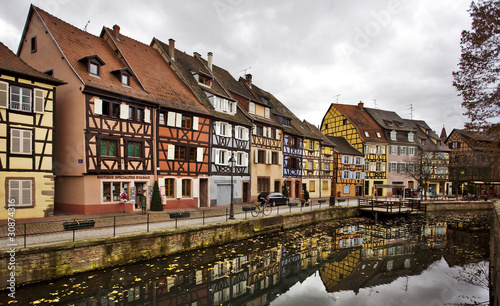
[0,0,473,134]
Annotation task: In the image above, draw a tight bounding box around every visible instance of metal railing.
[1,199,338,249]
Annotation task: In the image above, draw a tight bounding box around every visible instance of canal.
[2,211,491,305]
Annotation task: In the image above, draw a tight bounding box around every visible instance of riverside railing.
[0,199,338,249]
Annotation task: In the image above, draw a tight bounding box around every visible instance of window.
[407,163,415,173]
[79,55,105,77]
[342,119,347,125]
[102,100,110,116]
[189,147,197,162]
[364,131,370,138]
[127,142,142,157]
[389,162,397,172]
[342,170,350,179]
[343,186,350,194]
[112,103,120,118]
[342,156,351,164]
[271,152,279,165]
[310,181,316,192]
[237,152,248,166]
[288,157,299,170]
[437,167,446,174]
[376,132,382,138]
[354,157,364,165]
[100,139,117,157]
[397,163,406,173]
[102,181,129,202]
[355,172,362,179]
[399,146,407,155]
[309,140,314,151]
[198,74,212,86]
[182,179,191,198]
[438,152,447,160]
[182,115,193,129]
[408,147,416,156]
[217,149,227,165]
[322,180,329,191]
[249,102,256,114]
[257,150,265,163]
[389,145,397,155]
[121,74,130,86]
[390,131,397,140]
[11,129,32,154]
[257,178,270,193]
[10,86,32,112]
[7,178,34,207]
[159,112,165,125]
[175,146,186,161]
[89,62,99,76]
[235,126,249,140]
[31,36,37,53]
[165,178,174,198]
[408,132,414,142]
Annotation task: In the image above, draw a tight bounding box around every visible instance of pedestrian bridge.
[358,198,426,218]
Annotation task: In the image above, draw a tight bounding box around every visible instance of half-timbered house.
[215,73,283,202]
[327,136,365,197]
[304,121,337,199]
[445,128,499,197]
[321,102,388,196]
[100,29,214,209]
[0,42,64,219]
[18,6,160,214]
[152,39,253,206]
[405,119,451,197]
[365,108,419,196]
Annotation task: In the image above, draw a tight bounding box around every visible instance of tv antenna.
[373,99,378,109]
[238,66,251,76]
[84,20,90,32]
[408,104,413,119]
[333,94,341,103]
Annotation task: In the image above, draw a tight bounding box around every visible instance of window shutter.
[254,151,259,164]
[33,89,45,114]
[23,130,32,154]
[158,178,165,187]
[197,147,204,162]
[193,117,199,130]
[192,179,199,198]
[167,145,175,160]
[0,81,8,109]
[278,152,283,165]
[167,111,176,126]
[176,179,182,199]
[361,158,365,165]
[276,130,280,140]
[144,109,151,123]
[252,125,257,135]
[249,102,255,114]
[215,149,220,165]
[264,107,270,118]
[305,139,309,150]
[266,150,271,164]
[244,128,249,140]
[215,122,221,135]
[330,163,334,171]
[176,113,182,128]
[361,172,365,179]
[381,163,386,172]
[120,104,129,119]
[315,141,319,151]
[226,124,232,137]
[94,98,102,115]
[244,153,249,166]
[314,161,318,170]
[304,160,308,170]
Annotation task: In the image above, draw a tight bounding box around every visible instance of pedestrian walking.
[304,189,310,206]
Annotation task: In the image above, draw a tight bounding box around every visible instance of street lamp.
[228,152,236,219]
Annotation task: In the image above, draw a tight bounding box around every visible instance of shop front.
[98,175,154,213]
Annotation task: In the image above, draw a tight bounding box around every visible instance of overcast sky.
[1,0,473,134]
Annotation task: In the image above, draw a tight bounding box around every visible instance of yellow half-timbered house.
[0,42,64,218]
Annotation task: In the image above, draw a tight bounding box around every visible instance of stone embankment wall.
[0,207,357,289]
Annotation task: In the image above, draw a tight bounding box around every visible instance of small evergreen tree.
[282,184,289,198]
[150,181,163,211]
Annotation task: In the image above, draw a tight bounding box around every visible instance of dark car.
[257,192,289,206]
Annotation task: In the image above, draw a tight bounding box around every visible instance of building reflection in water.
[17,213,490,305]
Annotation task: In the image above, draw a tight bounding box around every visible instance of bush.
[150,181,163,211]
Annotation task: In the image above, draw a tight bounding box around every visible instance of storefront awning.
[374,184,406,189]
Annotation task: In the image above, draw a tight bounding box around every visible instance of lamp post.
[228,152,236,219]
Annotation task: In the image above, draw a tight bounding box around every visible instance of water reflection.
[4,212,490,305]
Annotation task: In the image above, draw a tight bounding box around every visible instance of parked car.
[257,192,289,206]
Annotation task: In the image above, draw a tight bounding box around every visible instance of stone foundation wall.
[0,207,358,289]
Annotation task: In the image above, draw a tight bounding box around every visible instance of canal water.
[2,211,491,305]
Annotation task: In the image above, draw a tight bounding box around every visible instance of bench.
[169,212,190,219]
[63,219,95,231]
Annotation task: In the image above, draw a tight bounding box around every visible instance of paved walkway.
[1,198,361,250]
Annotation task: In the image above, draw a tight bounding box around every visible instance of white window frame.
[390,130,397,140]
[10,86,32,112]
[11,128,32,154]
[8,178,33,207]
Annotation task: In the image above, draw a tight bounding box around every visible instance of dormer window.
[211,96,237,115]
[408,132,414,142]
[364,131,370,138]
[79,55,106,77]
[194,71,212,87]
[111,68,132,87]
[376,132,382,138]
[390,130,397,140]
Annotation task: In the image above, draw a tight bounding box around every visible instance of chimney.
[245,74,252,88]
[358,101,364,110]
[112,24,120,40]
[168,38,175,60]
[207,52,213,71]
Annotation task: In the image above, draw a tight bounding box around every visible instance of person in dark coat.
[304,189,310,206]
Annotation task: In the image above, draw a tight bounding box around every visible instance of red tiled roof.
[0,42,64,85]
[334,103,388,143]
[33,6,156,103]
[102,28,209,115]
